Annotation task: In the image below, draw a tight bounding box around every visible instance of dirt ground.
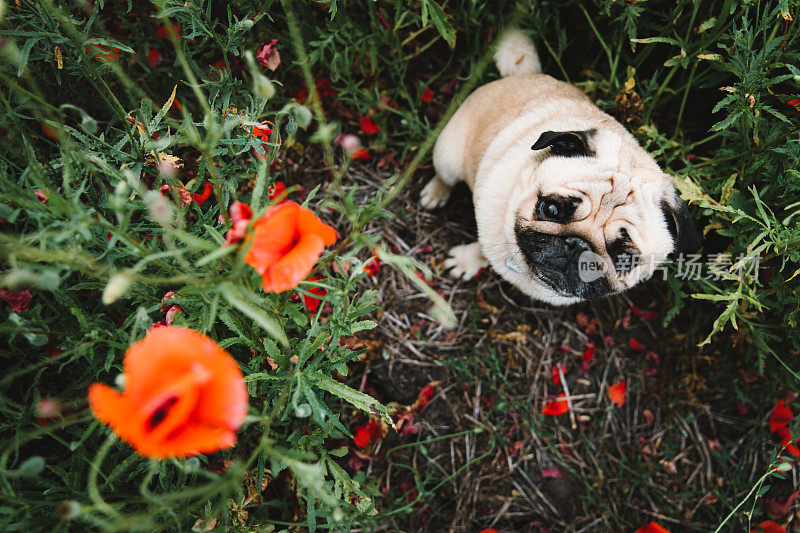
[272,153,789,532]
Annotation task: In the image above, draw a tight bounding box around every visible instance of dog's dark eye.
[538,198,564,222]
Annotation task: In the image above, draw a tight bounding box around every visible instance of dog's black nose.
[563,236,591,256]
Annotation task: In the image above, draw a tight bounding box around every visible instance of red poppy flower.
[635,522,671,533]
[302,276,327,314]
[0,289,33,312]
[267,181,287,203]
[85,44,120,63]
[480,530,501,533]
[420,87,434,102]
[359,117,380,135]
[543,395,569,416]
[253,123,272,143]
[147,48,163,67]
[193,181,213,205]
[88,327,247,458]
[629,337,645,351]
[770,400,793,433]
[243,201,337,292]
[256,38,281,71]
[787,100,800,108]
[224,201,254,244]
[751,521,787,533]
[608,379,626,407]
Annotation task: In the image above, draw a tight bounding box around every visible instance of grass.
[1,0,799,531]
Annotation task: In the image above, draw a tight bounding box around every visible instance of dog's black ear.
[661,195,701,255]
[531,130,594,157]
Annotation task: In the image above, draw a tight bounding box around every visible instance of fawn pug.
[421,30,700,305]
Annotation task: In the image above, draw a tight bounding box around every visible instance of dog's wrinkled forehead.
[522,127,680,274]
[528,128,664,220]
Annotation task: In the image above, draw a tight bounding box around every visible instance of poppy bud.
[17,456,45,477]
[57,501,82,521]
[145,190,173,225]
[253,73,275,99]
[102,272,132,305]
[81,114,98,135]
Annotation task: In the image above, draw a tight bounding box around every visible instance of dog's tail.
[494,29,541,77]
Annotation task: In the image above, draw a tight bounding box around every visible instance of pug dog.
[420,29,701,305]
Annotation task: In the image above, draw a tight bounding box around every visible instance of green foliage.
[1,0,799,530]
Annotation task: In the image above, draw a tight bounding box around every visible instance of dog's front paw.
[443,242,488,280]
[420,176,452,210]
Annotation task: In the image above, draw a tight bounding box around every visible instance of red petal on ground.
[352,147,371,160]
[629,338,645,351]
[418,384,435,406]
[543,395,569,416]
[359,116,380,135]
[751,521,787,533]
[541,467,563,479]
[765,489,799,520]
[551,362,566,385]
[770,400,793,433]
[635,521,671,533]
[353,426,371,448]
[608,379,627,407]
[147,48,163,67]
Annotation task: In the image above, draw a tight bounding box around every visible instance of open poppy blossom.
[543,394,569,416]
[253,123,272,144]
[629,337,645,351]
[243,201,337,292]
[88,327,247,458]
[420,87,434,102]
[608,379,626,406]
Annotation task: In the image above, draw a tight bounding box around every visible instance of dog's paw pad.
[420,178,451,210]
[444,243,488,280]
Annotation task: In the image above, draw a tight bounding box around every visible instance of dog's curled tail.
[494,29,541,77]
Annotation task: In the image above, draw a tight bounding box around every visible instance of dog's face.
[478,128,700,305]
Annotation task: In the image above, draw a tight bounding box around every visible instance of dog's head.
[478,128,700,305]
